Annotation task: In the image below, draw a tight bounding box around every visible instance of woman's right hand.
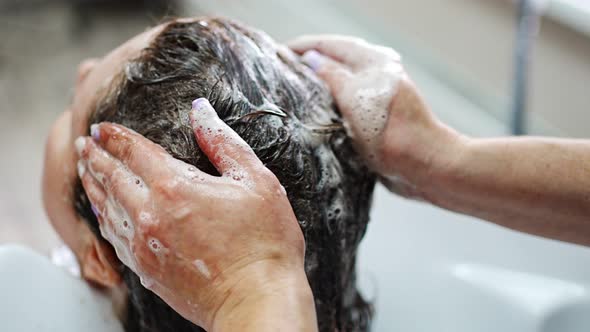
[289,35,465,198]
[75,98,317,332]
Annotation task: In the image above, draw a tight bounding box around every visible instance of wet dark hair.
[74,17,376,332]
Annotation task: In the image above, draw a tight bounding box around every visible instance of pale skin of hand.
[289,34,590,247]
[75,98,318,332]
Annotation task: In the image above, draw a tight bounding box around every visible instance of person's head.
[43,17,375,331]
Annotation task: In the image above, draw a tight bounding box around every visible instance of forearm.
[210,269,318,332]
[418,132,590,245]
[288,32,590,244]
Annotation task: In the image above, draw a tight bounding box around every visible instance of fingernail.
[90,124,100,142]
[77,160,86,177]
[74,136,86,156]
[91,204,100,217]
[191,98,216,127]
[192,98,211,112]
[301,50,324,72]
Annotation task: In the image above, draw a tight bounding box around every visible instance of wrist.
[378,115,469,200]
[209,262,317,332]
[417,122,470,201]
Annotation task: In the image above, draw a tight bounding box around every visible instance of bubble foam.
[193,259,212,279]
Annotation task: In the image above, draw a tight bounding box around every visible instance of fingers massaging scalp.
[290,35,416,197]
[293,35,407,165]
[75,97,303,329]
[76,98,253,299]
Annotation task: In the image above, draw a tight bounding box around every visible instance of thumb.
[301,50,351,95]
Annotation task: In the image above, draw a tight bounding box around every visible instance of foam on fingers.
[91,122,177,181]
[78,160,108,219]
[338,62,406,164]
[293,36,407,167]
[189,98,260,186]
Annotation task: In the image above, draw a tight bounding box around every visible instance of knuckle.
[134,218,159,242]
[103,125,137,157]
[84,179,104,203]
[153,179,180,200]
[255,168,286,196]
[132,240,155,272]
[105,169,130,195]
[293,231,306,252]
[256,167,279,183]
[349,36,367,46]
[383,47,401,61]
[116,137,137,162]
[85,141,100,161]
[108,170,125,188]
[136,223,151,243]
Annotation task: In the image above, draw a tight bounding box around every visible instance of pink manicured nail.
[301,50,325,72]
[192,98,210,111]
[91,204,100,217]
[90,124,100,141]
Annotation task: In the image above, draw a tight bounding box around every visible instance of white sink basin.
[0,245,124,332]
[2,185,589,332]
[358,185,590,332]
